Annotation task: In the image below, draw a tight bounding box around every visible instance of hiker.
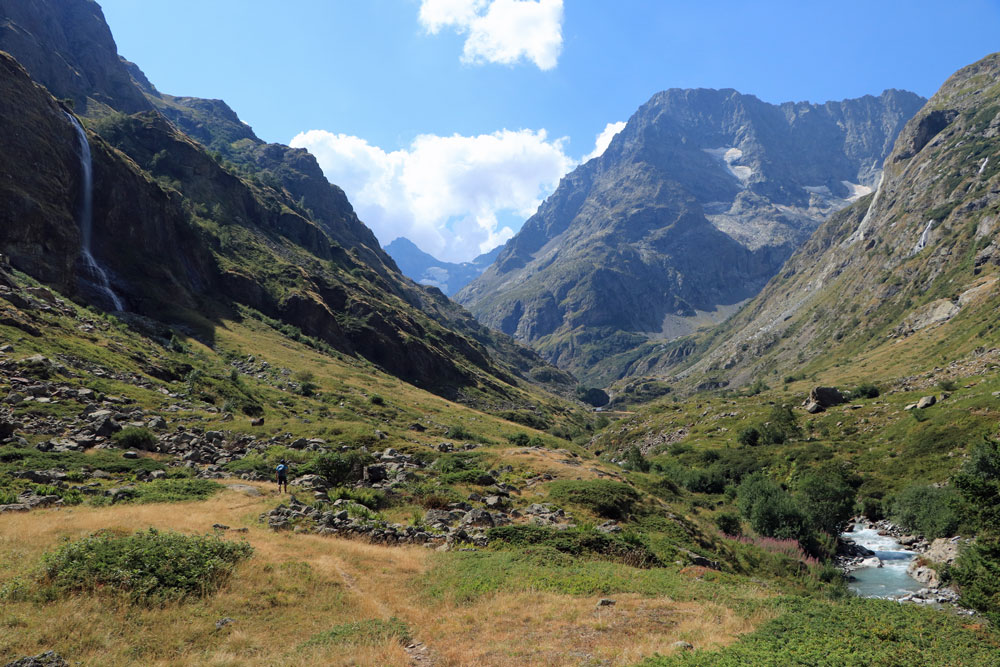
[275,459,289,493]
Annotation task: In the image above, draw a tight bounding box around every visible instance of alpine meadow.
[2,2,1000,665]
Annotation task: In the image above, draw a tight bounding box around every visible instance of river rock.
[859,556,883,568]
[907,563,941,588]
[924,536,964,564]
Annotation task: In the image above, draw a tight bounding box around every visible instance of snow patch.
[702,147,752,183]
[841,181,873,201]
[979,157,990,175]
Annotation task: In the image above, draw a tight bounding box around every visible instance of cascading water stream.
[841,525,924,599]
[65,113,123,311]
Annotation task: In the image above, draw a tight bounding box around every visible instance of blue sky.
[98,0,1000,261]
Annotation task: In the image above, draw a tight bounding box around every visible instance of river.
[841,525,925,599]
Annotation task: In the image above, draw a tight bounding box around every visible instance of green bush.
[853,383,880,399]
[111,427,157,450]
[890,485,962,539]
[737,473,810,543]
[547,479,640,520]
[953,437,1000,533]
[952,536,1000,624]
[737,427,761,447]
[39,528,252,603]
[314,451,373,487]
[487,524,659,568]
[714,512,743,537]
[506,432,530,446]
[622,445,650,472]
[796,463,859,536]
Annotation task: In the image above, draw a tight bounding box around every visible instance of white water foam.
[842,527,923,599]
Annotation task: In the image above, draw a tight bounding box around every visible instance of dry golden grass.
[0,487,765,666]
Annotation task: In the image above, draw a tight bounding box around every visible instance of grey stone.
[917,395,937,409]
[3,650,69,667]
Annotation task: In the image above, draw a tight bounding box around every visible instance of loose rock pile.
[261,495,531,548]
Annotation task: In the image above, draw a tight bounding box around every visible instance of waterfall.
[65,113,123,311]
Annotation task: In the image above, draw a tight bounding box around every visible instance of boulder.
[804,400,823,414]
[859,556,883,568]
[907,563,941,588]
[916,395,937,409]
[924,537,963,565]
[809,387,847,408]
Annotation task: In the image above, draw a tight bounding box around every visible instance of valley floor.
[0,486,768,666]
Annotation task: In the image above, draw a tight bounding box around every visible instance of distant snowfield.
[702,147,752,182]
[842,181,874,200]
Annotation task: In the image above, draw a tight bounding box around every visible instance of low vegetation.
[21,528,252,604]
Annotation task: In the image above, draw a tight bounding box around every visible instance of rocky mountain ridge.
[634,52,1000,391]
[384,237,501,296]
[457,87,925,385]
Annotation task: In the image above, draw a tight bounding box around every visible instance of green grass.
[298,617,411,649]
[422,549,765,606]
[640,597,1000,666]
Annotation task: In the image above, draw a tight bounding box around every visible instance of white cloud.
[582,121,626,162]
[418,0,563,71]
[291,128,575,262]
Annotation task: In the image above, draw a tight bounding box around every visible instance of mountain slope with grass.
[457,87,924,385]
[0,0,575,405]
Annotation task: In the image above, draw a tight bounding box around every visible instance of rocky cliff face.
[645,53,1000,389]
[0,0,575,403]
[0,0,150,115]
[457,88,924,385]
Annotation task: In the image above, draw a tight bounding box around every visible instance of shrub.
[39,528,252,603]
[853,382,880,399]
[890,485,962,539]
[737,427,761,447]
[938,379,957,392]
[487,524,660,568]
[622,445,650,472]
[737,473,810,543]
[506,432,530,446]
[796,463,860,535]
[369,394,385,406]
[715,511,743,536]
[314,451,373,487]
[953,437,1000,533]
[547,479,640,520]
[111,427,157,451]
[952,535,1000,624]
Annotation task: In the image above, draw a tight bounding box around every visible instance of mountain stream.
[841,525,925,599]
